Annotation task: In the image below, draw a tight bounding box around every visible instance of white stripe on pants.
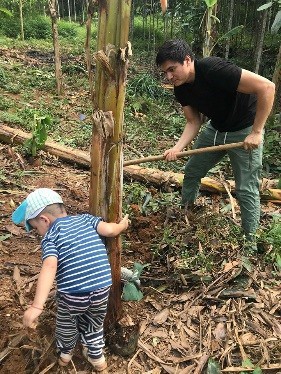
[56,286,110,359]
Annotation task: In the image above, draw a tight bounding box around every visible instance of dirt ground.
[0,144,280,374]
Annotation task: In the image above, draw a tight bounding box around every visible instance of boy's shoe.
[82,347,107,372]
[58,352,73,366]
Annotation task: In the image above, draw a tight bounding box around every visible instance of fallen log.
[0,124,280,202]
[0,124,90,167]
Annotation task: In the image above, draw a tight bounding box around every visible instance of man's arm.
[164,105,202,161]
[23,256,57,328]
[238,69,275,150]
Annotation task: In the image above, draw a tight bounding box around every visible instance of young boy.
[12,188,129,371]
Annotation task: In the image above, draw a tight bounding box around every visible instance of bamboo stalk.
[124,142,244,166]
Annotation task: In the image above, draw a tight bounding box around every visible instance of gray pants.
[182,123,263,235]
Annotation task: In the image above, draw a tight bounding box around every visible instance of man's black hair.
[156,39,194,66]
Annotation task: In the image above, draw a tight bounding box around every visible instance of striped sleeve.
[41,238,58,260]
[84,214,103,229]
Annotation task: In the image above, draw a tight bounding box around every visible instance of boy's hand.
[23,306,43,328]
[120,214,130,230]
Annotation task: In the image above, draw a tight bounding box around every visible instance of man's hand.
[23,306,43,328]
[243,131,263,150]
[164,148,180,161]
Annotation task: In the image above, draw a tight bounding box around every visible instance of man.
[156,39,275,252]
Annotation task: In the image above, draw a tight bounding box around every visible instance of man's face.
[160,56,193,86]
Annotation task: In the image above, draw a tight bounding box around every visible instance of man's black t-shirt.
[174,57,257,132]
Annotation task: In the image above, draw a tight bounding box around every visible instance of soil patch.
[0,145,280,373]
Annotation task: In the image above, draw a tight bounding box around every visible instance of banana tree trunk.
[89,0,132,327]
[203,1,217,57]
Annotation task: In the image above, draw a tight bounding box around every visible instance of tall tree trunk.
[225,0,234,59]
[49,0,63,96]
[129,0,134,42]
[85,0,94,101]
[73,0,77,22]
[148,0,152,52]
[67,0,71,22]
[82,0,85,23]
[89,0,132,327]
[255,9,268,74]
[152,2,156,52]
[272,43,281,115]
[57,0,60,19]
[19,0,24,41]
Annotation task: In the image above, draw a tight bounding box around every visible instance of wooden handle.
[124,142,244,166]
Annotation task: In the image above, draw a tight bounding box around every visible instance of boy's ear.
[38,214,51,224]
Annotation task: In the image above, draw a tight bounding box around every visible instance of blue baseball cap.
[12,188,63,231]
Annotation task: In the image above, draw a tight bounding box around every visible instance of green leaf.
[242,358,254,369]
[0,234,11,241]
[204,0,218,8]
[271,10,281,33]
[257,2,273,11]
[207,358,221,373]
[210,25,244,55]
[219,25,244,41]
[37,121,47,146]
[25,114,50,156]
[0,7,13,16]
[253,368,262,374]
[241,256,253,272]
[276,253,281,270]
[31,141,37,157]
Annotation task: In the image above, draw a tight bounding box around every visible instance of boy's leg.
[55,295,80,360]
[182,124,226,206]
[78,287,110,360]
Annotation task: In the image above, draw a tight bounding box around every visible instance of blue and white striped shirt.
[41,214,112,293]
